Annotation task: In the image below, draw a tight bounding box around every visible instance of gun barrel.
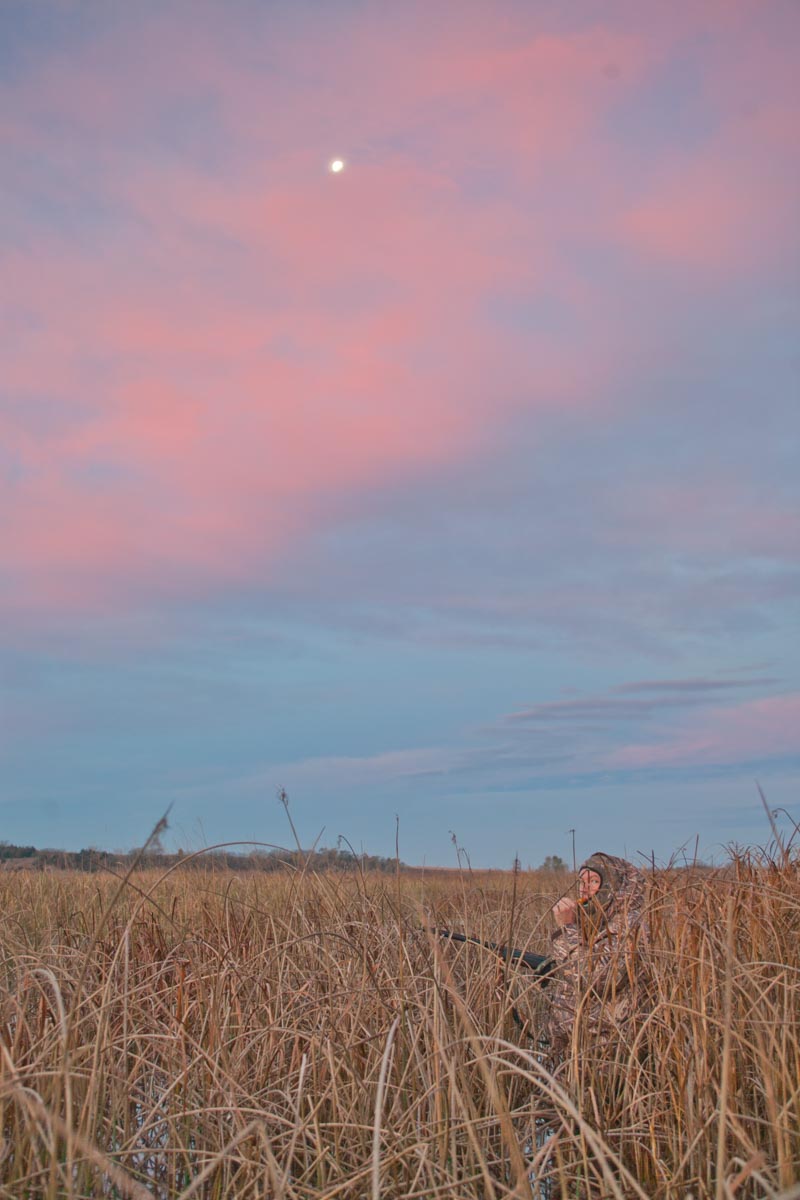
[431,928,554,981]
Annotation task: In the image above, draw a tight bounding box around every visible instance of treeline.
[0,841,401,873]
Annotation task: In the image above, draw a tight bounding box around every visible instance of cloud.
[271,745,458,791]
[494,675,800,784]
[614,676,779,694]
[608,692,800,770]
[229,674,793,802]
[502,678,783,729]
[2,3,796,627]
[620,154,795,276]
[506,696,703,725]
[616,6,799,277]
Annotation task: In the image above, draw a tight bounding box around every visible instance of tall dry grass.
[0,850,797,1198]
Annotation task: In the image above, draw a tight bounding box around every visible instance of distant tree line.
[0,841,402,873]
[1,841,579,874]
[0,842,38,859]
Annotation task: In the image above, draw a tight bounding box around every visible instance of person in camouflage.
[516,855,648,1197]
[546,852,648,1056]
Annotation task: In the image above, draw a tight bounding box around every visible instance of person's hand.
[552,896,578,927]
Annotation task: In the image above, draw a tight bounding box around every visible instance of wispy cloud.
[503,676,780,726]
[614,676,779,695]
[242,674,793,800]
[607,693,800,770]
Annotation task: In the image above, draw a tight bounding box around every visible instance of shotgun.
[430,928,555,986]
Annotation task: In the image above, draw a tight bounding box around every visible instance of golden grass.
[0,853,797,1198]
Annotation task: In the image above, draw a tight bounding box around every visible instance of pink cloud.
[620,154,797,274]
[1,5,795,618]
[605,478,800,562]
[607,693,800,770]
[617,16,799,276]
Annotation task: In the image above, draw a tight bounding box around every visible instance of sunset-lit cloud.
[607,693,800,771]
[3,1,796,616]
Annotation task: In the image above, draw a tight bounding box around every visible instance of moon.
[329,159,345,174]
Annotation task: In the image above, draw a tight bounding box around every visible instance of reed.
[0,850,797,1198]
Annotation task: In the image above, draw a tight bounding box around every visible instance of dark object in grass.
[430,927,555,985]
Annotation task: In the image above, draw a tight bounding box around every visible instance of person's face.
[579,868,602,902]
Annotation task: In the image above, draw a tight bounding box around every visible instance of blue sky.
[1,1,798,865]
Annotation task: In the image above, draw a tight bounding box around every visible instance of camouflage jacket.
[545,853,648,1055]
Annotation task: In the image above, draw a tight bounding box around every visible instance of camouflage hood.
[578,852,646,930]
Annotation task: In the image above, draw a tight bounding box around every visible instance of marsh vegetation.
[0,851,797,1198]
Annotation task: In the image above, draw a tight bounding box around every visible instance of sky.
[1,0,798,867]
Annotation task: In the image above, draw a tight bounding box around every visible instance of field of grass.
[0,850,797,1198]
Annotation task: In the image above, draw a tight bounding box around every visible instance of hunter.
[546,851,649,1057]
